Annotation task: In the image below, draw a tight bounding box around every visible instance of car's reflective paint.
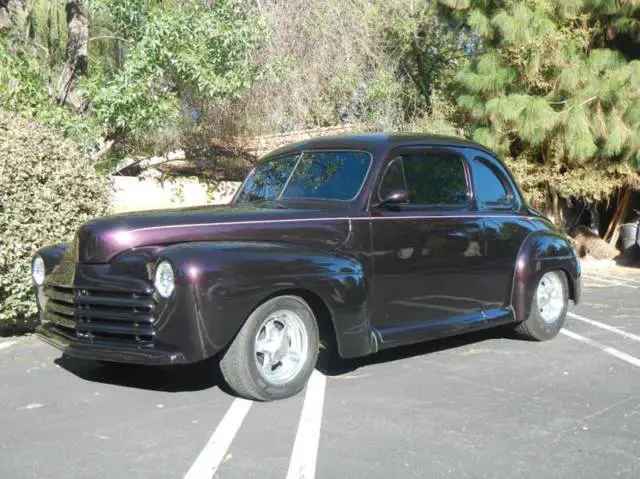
[33,133,581,365]
[75,204,353,264]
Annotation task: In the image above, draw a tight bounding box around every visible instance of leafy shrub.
[86,0,267,142]
[0,40,104,153]
[0,110,110,333]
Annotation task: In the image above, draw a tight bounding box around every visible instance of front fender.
[36,243,69,274]
[511,231,581,323]
[33,244,69,313]
[155,242,371,362]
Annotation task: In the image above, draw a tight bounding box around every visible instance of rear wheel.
[220,295,319,401]
[515,270,569,341]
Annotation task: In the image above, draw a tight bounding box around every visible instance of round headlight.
[154,261,175,298]
[32,256,46,286]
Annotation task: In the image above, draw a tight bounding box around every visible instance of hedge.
[0,110,110,334]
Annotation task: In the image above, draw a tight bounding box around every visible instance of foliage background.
[0,110,110,332]
[440,0,640,206]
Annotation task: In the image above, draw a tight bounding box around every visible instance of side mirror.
[375,189,408,208]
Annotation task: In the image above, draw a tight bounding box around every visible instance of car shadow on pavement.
[55,327,508,394]
[55,354,227,393]
[316,327,508,377]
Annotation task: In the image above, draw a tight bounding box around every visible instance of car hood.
[74,202,352,263]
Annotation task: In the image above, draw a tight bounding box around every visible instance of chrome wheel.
[254,310,309,385]
[536,272,565,324]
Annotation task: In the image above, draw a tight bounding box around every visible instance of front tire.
[515,270,569,341]
[220,295,320,401]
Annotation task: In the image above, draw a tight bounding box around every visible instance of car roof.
[265,132,499,159]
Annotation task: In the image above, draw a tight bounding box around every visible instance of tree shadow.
[54,354,230,394]
[316,327,509,377]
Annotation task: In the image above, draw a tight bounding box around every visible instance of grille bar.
[76,294,153,309]
[46,288,74,305]
[75,308,154,324]
[50,324,77,341]
[75,320,155,337]
[44,310,75,330]
[43,285,155,343]
[47,301,75,318]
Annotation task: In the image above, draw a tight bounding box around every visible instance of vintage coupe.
[33,134,581,401]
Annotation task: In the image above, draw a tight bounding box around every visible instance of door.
[370,147,487,346]
[468,152,534,309]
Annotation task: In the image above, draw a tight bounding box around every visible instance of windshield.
[235,151,371,203]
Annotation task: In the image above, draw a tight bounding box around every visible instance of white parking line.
[184,398,253,479]
[0,340,18,351]
[286,371,327,479]
[568,312,640,342]
[561,329,640,368]
[582,274,638,289]
[580,282,611,289]
[589,271,640,286]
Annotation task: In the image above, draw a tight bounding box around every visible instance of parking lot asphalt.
[1,268,640,479]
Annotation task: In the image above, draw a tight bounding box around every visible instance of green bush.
[0,110,110,334]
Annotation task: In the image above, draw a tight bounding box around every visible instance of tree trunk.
[90,138,114,162]
[410,37,433,115]
[604,186,631,246]
[46,0,53,65]
[55,0,89,111]
[0,0,27,34]
[589,203,600,235]
[549,187,565,229]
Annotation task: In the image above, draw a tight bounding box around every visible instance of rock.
[570,225,619,260]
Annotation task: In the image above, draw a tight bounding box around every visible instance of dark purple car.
[32,134,581,401]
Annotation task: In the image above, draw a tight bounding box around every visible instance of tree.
[375,0,469,118]
[193,0,466,140]
[85,0,268,154]
[440,0,640,214]
[0,0,268,160]
[55,0,89,111]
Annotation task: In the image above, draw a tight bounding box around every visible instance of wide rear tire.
[220,295,319,401]
[515,270,569,341]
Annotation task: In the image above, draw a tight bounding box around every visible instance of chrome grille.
[44,285,155,343]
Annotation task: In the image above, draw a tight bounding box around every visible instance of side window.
[472,158,513,207]
[378,157,406,200]
[402,152,468,205]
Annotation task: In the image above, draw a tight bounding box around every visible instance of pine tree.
[440,0,640,206]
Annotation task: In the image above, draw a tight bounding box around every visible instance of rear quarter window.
[471,158,514,208]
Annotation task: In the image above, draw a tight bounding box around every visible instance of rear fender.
[511,231,581,323]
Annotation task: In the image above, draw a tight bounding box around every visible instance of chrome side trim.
[126,215,537,234]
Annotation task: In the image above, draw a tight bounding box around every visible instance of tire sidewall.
[528,270,569,340]
[241,295,319,400]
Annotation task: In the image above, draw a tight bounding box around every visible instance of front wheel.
[220,295,320,401]
[515,270,569,341]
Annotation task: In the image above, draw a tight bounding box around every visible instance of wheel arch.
[511,231,581,323]
[255,288,338,355]
[559,267,579,303]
